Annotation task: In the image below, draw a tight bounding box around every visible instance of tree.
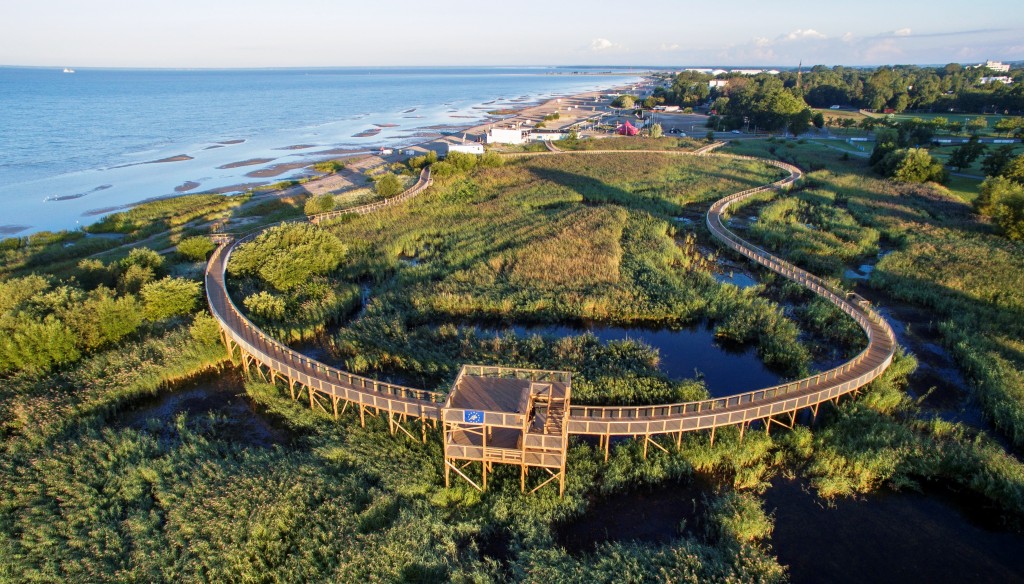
[882,148,947,183]
[304,194,336,216]
[611,95,635,109]
[1003,155,1024,184]
[61,288,143,350]
[705,131,715,142]
[812,112,825,129]
[374,173,404,198]
[141,277,201,320]
[981,144,1017,177]
[948,121,964,135]
[788,108,813,137]
[229,223,348,292]
[994,117,1024,137]
[177,236,216,261]
[946,136,986,171]
[648,123,663,138]
[967,116,988,135]
[976,176,1024,240]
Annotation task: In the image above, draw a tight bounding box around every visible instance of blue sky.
[2,0,1022,68]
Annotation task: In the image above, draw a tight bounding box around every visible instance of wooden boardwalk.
[205,145,896,463]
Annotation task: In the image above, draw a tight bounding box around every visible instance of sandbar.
[146,154,193,164]
[217,158,275,170]
[175,181,201,193]
[352,128,382,138]
[246,162,311,178]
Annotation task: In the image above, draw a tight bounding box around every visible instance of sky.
[2,0,1022,68]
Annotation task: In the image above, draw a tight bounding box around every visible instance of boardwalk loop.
[204,144,896,493]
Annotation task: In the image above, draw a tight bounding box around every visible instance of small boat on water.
[63,67,75,73]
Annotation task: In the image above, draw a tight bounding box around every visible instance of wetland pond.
[558,477,1024,583]
[119,370,289,447]
[476,322,784,398]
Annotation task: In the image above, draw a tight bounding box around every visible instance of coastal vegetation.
[2,135,1024,581]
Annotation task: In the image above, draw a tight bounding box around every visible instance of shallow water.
[557,478,709,552]
[480,323,784,397]
[557,475,1024,581]
[765,478,1024,584]
[120,370,288,447]
[0,66,639,234]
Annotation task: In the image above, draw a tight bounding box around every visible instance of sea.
[0,67,641,235]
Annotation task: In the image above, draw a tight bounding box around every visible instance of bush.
[374,173,404,197]
[649,123,663,139]
[612,95,636,109]
[141,276,201,320]
[120,247,165,273]
[312,160,346,173]
[243,291,287,322]
[176,236,216,261]
[975,176,1024,240]
[228,223,347,292]
[304,194,336,216]
[61,288,143,350]
[877,148,947,183]
[408,150,438,170]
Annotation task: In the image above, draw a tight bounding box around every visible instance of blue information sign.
[464,410,484,424]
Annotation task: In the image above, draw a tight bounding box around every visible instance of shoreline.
[1,73,646,237]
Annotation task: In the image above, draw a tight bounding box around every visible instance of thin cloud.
[590,38,623,52]
[784,29,827,41]
[893,28,912,37]
[659,43,680,52]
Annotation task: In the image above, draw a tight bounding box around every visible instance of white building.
[986,60,1011,73]
[486,127,529,145]
[709,79,729,89]
[529,130,567,141]
[446,142,485,155]
[980,76,1014,85]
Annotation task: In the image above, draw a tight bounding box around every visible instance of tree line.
[655,62,1023,115]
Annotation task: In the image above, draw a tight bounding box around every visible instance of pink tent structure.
[617,121,640,136]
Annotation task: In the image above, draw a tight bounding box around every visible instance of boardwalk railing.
[308,167,432,224]
[205,144,895,441]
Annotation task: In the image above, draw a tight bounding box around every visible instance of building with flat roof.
[446,142,484,155]
[486,127,529,145]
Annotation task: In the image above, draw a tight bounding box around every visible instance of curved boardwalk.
[205,146,896,456]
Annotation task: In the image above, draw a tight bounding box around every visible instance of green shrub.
[176,236,216,261]
[374,173,404,197]
[228,223,347,292]
[304,194,336,216]
[141,276,201,320]
[312,159,346,173]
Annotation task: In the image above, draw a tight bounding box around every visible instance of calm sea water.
[0,67,640,234]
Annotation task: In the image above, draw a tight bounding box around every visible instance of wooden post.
[710,426,716,447]
[359,404,366,427]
